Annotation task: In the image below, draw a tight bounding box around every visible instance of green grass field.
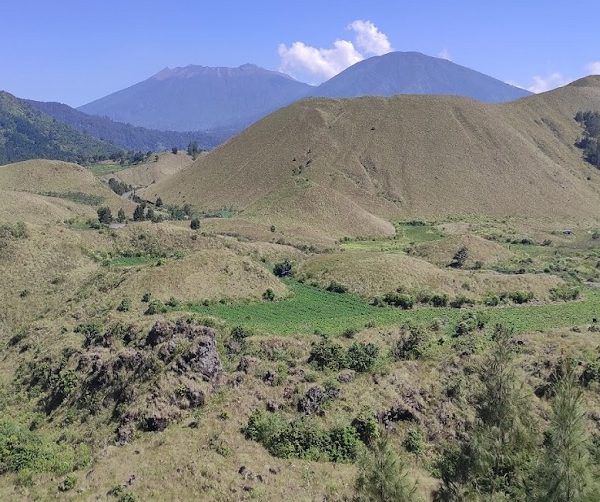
[89,162,129,177]
[340,222,443,252]
[38,191,104,206]
[106,255,162,267]
[182,281,600,336]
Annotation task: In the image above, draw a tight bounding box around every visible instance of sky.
[1,0,599,107]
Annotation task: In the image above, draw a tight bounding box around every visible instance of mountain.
[311,51,531,102]
[78,64,313,132]
[26,99,225,151]
[0,91,120,165]
[144,77,600,241]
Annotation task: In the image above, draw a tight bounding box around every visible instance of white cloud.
[586,61,600,75]
[278,20,393,82]
[527,73,571,93]
[438,48,451,61]
[348,20,392,56]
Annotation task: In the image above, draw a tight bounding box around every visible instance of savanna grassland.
[2,78,600,501]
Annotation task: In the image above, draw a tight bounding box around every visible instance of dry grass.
[111,151,195,189]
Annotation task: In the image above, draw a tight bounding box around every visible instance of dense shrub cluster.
[308,339,379,372]
[244,410,362,462]
[575,111,600,168]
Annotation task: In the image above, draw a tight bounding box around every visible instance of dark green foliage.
[171,147,178,154]
[273,259,293,277]
[0,222,28,248]
[117,208,126,223]
[262,288,275,301]
[244,410,362,463]
[437,324,540,499]
[508,290,534,304]
[144,300,167,315]
[351,412,380,445]
[575,111,600,168]
[190,218,200,230]
[449,295,472,308]
[40,191,104,206]
[97,206,113,224]
[346,342,379,372]
[429,294,449,307]
[155,197,163,207]
[538,365,599,501]
[187,141,201,159]
[449,246,469,268]
[355,433,417,502]
[326,281,349,293]
[393,323,429,360]
[117,298,131,312]
[133,203,146,221]
[454,312,486,336]
[308,339,379,372]
[382,292,414,309]
[403,427,424,454]
[107,177,131,196]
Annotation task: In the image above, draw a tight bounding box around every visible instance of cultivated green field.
[340,222,443,252]
[183,280,600,336]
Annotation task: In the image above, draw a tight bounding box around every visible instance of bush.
[190,218,200,230]
[346,342,379,372]
[117,298,131,312]
[449,295,472,308]
[449,246,469,268]
[394,324,429,360]
[550,286,580,302]
[454,312,486,337]
[308,339,347,370]
[351,412,380,445]
[508,290,534,304]
[404,427,425,454]
[273,259,293,277]
[262,288,275,301]
[326,281,348,294]
[244,410,362,462]
[144,300,167,315]
[97,206,113,224]
[430,294,449,307]
[382,292,414,309]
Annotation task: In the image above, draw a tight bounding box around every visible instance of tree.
[97,206,112,224]
[133,203,145,221]
[449,246,469,268]
[538,364,599,501]
[117,208,126,223]
[187,141,199,159]
[355,433,417,502]
[273,259,293,277]
[171,147,178,154]
[155,197,163,208]
[437,324,540,499]
[190,218,200,230]
[146,208,155,221]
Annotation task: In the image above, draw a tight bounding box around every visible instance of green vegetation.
[575,110,600,168]
[38,190,104,206]
[244,410,362,462]
[0,91,120,165]
[89,162,130,177]
[0,417,90,480]
[340,222,443,253]
[183,280,600,336]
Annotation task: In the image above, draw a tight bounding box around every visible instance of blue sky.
[2,0,599,106]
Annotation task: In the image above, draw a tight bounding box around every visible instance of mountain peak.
[151,63,289,81]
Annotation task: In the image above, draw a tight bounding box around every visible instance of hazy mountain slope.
[26,99,223,151]
[79,64,313,131]
[0,91,120,165]
[146,77,600,239]
[312,51,531,102]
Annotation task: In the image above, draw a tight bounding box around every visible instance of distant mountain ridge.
[25,99,224,151]
[79,64,313,131]
[78,52,531,134]
[311,51,532,102]
[0,91,120,165]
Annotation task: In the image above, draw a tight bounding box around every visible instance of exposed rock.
[298,385,339,416]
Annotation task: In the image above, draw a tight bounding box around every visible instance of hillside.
[312,51,531,102]
[25,99,224,151]
[146,77,600,240]
[0,91,120,165]
[79,64,313,131]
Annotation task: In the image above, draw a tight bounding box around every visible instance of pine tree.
[117,208,126,223]
[133,203,145,221]
[355,433,417,502]
[538,365,598,501]
[437,324,540,499]
[97,206,112,224]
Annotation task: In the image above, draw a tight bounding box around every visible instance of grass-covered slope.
[148,77,600,240]
[0,91,120,165]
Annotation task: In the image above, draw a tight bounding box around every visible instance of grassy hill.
[146,77,600,240]
[0,91,120,165]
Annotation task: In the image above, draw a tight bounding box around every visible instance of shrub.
[97,206,113,224]
[244,410,361,463]
[58,474,77,492]
[309,339,347,370]
[508,290,534,304]
[351,412,380,445]
[430,294,449,307]
[141,292,151,303]
[144,300,167,315]
[190,218,200,230]
[449,295,472,308]
[273,259,293,277]
[171,147,178,154]
[326,281,348,294]
[449,246,469,268]
[117,208,126,223]
[394,324,429,360]
[382,292,414,309]
[404,427,425,454]
[166,297,179,308]
[262,288,275,301]
[342,327,358,339]
[117,298,131,312]
[133,204,145,221]
[550,286,580,302]
[346,342,379,372]
[454,312,486,337]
